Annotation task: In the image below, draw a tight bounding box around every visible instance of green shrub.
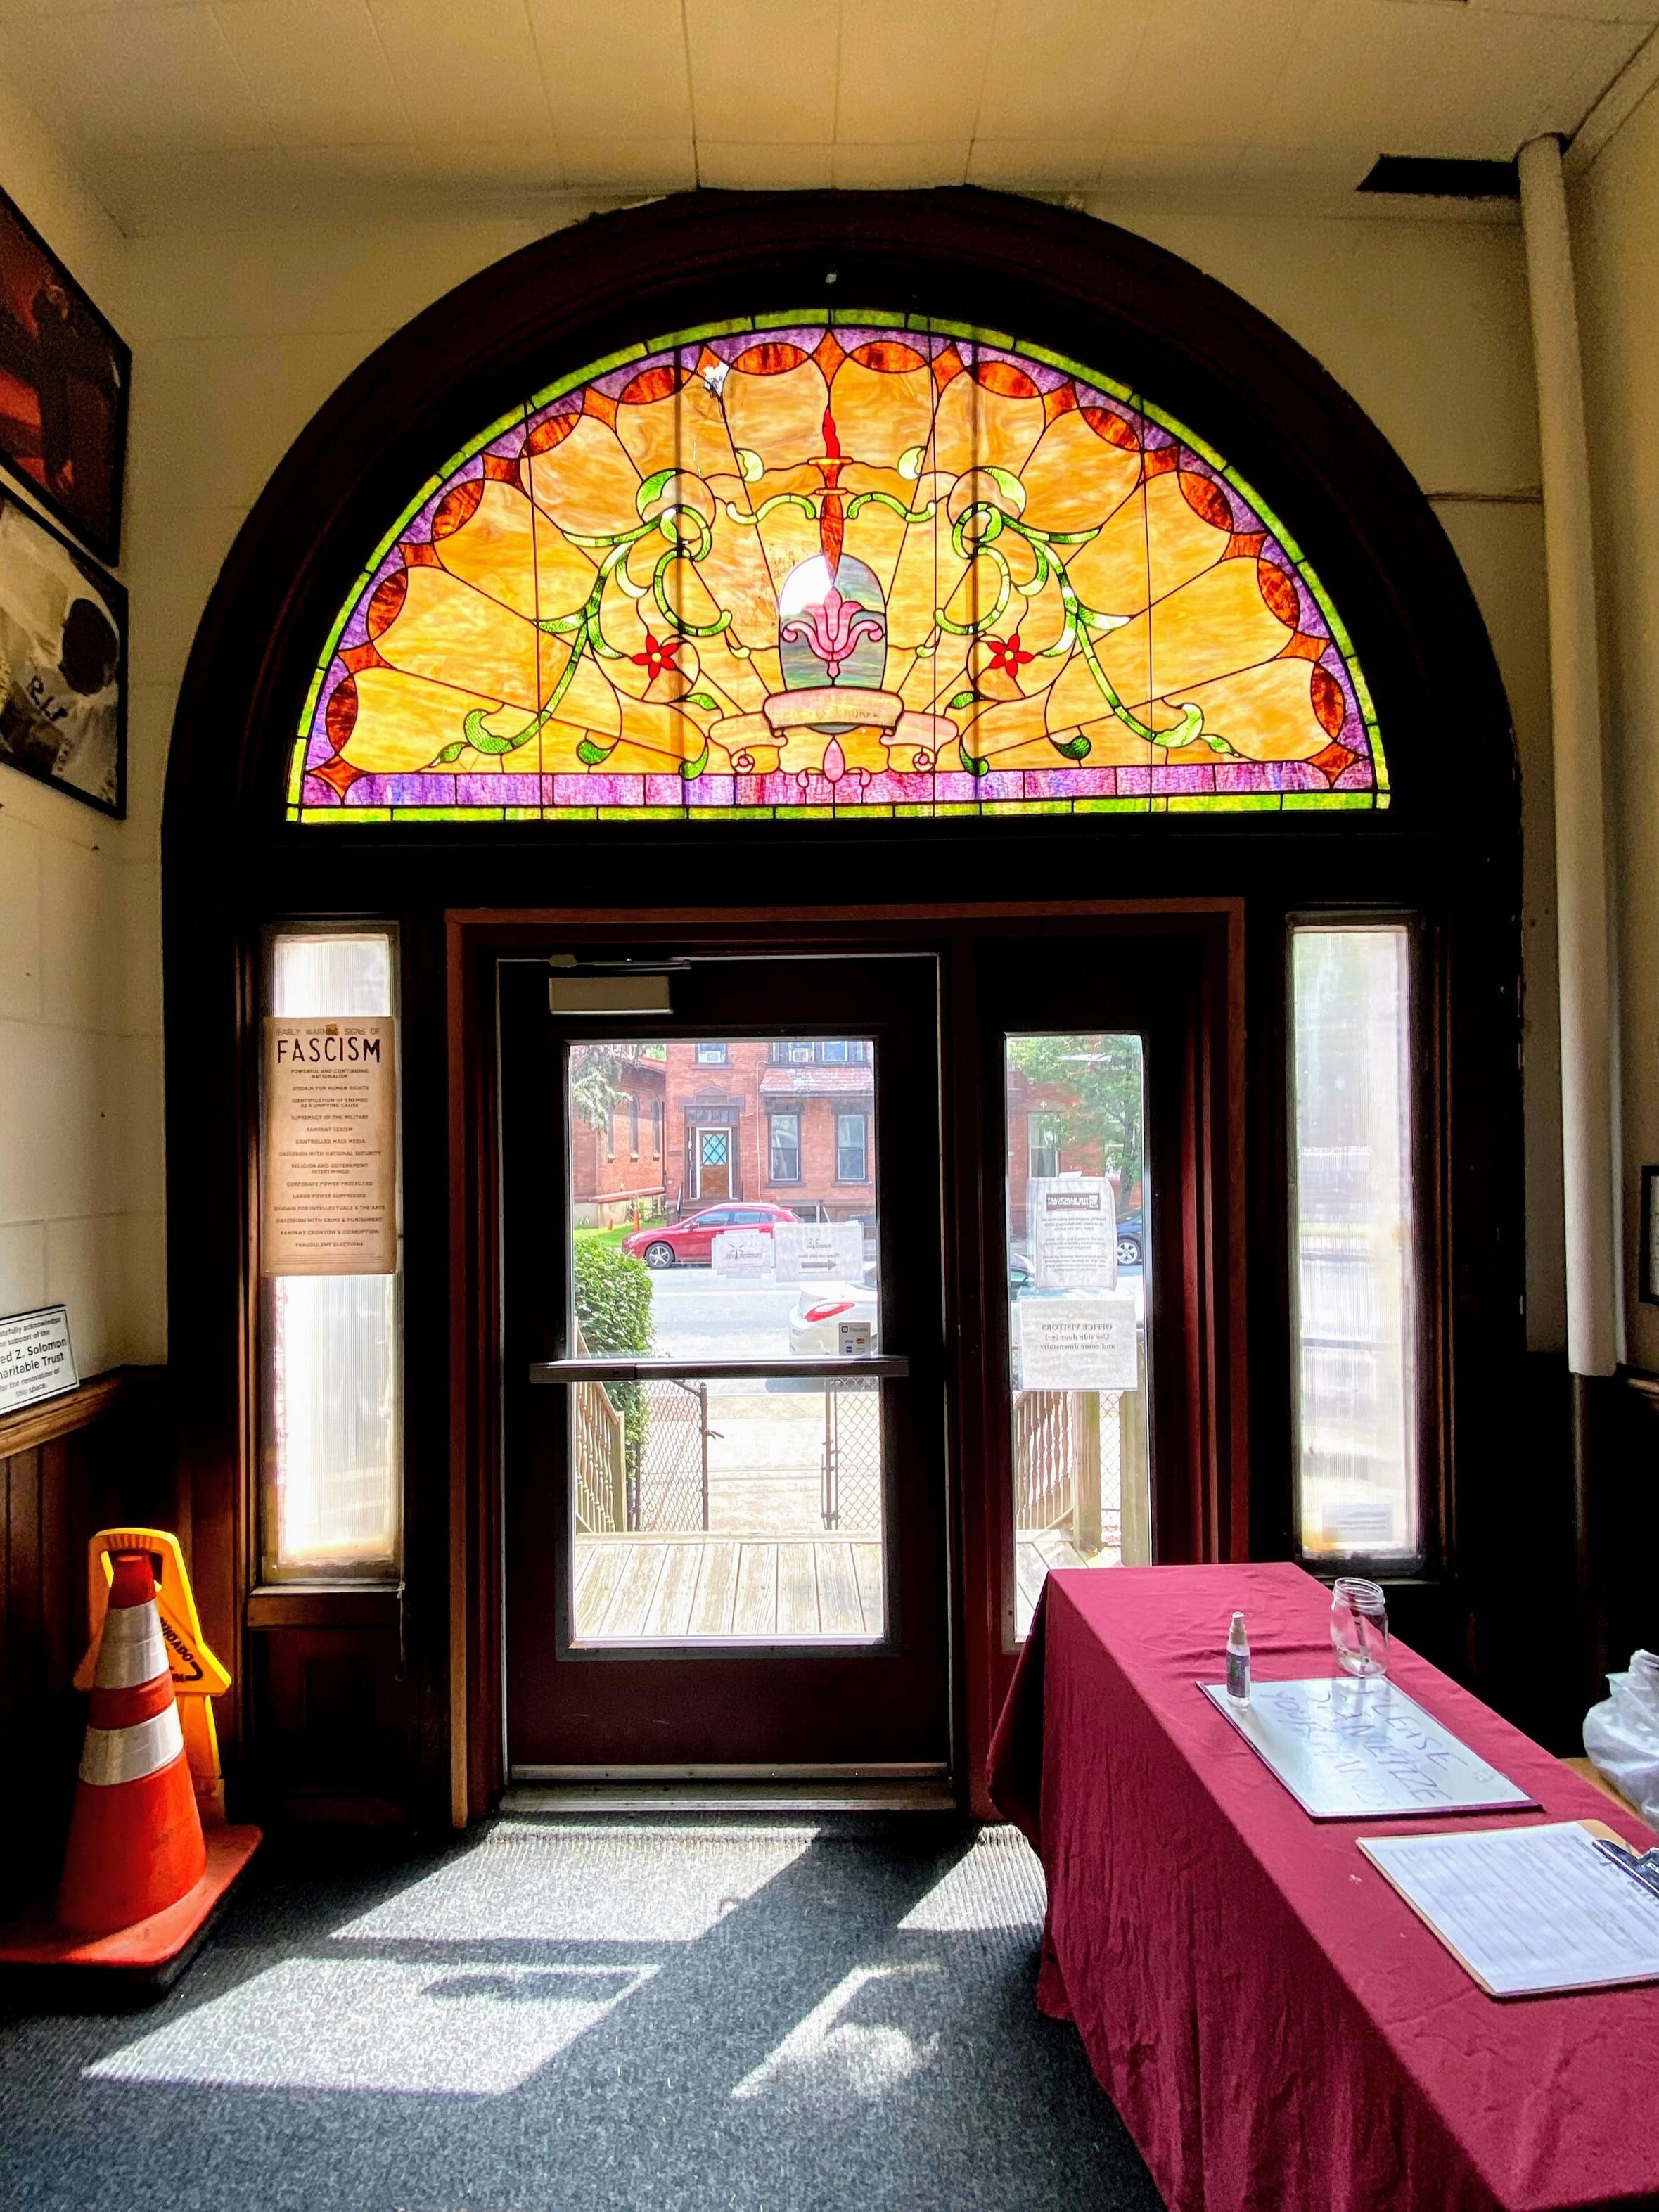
[573,1239,653,1479]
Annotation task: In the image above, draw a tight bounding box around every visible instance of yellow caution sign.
[74,1528,232,1822]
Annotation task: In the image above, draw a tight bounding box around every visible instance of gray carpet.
[0,1815,1164,2212]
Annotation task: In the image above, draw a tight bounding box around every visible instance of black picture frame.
[0,486,127,817]
[1640,1167,1659,1306]
[0,181,129,566]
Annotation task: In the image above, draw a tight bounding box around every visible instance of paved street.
[645,1267,824,1360]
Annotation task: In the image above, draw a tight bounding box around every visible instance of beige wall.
[1574,87,1659,1374]
[0,132,1566,1361]
[0,73,165,1377]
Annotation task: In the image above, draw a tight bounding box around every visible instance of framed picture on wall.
[0,487,126,817]
[0,183,129,565]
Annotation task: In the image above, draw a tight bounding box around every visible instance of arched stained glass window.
[290,316,1384,822]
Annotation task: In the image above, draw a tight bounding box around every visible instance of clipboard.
[1359,1820,1659,2000]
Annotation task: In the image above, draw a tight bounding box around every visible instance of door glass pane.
[1290,926,1420,1566]
[1006,1034,1151,1639]
[567,1035,883,1645]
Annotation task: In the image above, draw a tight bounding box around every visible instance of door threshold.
[502,1772,956,1815]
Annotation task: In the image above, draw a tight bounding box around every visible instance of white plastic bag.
[1584,1651,1659,1827]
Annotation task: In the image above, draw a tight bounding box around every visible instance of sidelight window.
[1290,924,1421,1567]
[258,927,402,1580]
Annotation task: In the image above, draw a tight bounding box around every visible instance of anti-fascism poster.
[261,1017,397,1275]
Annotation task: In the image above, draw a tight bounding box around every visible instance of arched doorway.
[162,189,1519,1827]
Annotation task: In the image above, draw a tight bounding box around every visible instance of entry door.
[499,954,950,1779]
[693,1128,731,1200]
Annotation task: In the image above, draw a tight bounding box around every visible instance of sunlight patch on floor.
[85,1959,659,2097]
[731,1962,940,2103]
[333,1821,819,1945]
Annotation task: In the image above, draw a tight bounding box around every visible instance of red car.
[620,1202,798,1268]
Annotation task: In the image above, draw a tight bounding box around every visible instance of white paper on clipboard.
[1359,1822,1659,1997]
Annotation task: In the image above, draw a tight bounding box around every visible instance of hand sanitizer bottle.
[1226,1611,1251,1707]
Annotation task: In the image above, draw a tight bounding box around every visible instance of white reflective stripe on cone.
[79,1703,184,1786]
[94,1604,169,1690]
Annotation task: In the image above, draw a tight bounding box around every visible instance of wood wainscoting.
[0,1369,172,1902]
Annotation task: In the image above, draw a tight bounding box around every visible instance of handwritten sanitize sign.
[0,1303,78,1417]
[261,1017,397,1276]
[1200,1677,1534,1820]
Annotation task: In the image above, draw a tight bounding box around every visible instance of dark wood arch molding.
[167,187,1516,864]
[160,190,1527,1829]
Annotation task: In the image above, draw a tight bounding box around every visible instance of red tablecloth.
[988,1561,1659,2212]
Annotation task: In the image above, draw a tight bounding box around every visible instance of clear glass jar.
[1330,1575,1390,1677]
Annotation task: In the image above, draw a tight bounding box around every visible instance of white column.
[1518,133,1620,1379]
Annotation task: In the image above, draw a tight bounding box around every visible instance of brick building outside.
[662,1039,875,1222]
[570,1052,667,1227]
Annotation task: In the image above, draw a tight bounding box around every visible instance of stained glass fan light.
[291,317,1385,821]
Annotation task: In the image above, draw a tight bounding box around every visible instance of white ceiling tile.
[973,0,1158,141]
[212,0,411,146]
[1469,0,1658,23]
[833,0,991,141]
[525,0,694,140]
[555,134,698,190]
[966,136,1106,186]
[698,139,835,186]
[1106,0,1316,147]
[1262,0,1645,154]
[1,6,274,149]
[831,139,971,186]
[686,0,838,143]
[1,0,1652,227]
[366,0,556,145]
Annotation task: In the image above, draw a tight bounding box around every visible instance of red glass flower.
[632,632,681,678]
[985,632,1035,675]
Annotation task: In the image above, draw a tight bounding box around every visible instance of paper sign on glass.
[1020,1296,1138,1391]
[262,1016,397,1276]
[711,1229,771,1278]
[1200,1677,1533,1820]
[774,1221,864,1284]
[1030,1178,1117,1291]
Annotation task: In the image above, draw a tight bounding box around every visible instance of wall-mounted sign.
[1020,1295,1139,1392]
[1030,1177,1118,1291]
[0,1302,78,1417]
[1641,1165,1659,1306]
[261,1016,397,1276]
[774,1220,865,1285]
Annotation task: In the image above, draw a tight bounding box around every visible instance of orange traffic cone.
[56,1550,207,1937]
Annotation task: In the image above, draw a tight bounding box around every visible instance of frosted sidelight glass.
[1291,926,1419,1566]
[261,928,402,1579]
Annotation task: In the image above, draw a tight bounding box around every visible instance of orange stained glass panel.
[293,316,1384,819]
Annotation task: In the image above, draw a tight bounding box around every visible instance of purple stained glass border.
[301,755,1376,814]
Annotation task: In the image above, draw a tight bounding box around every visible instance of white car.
[788,1281,879,1356]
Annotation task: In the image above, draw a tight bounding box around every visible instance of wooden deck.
[575,1536,884,1640]
[575,1530,1107,1642]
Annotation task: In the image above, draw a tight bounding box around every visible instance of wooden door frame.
[447,898,1243,1822]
